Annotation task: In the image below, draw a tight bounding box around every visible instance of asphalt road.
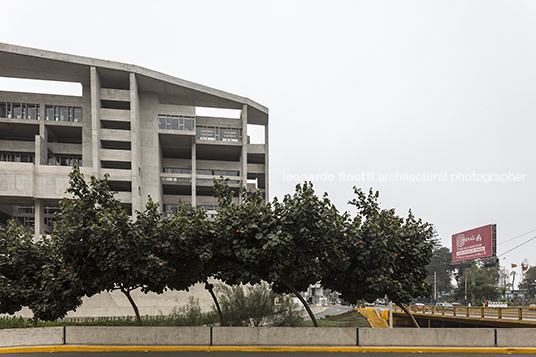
[303,304,354,321]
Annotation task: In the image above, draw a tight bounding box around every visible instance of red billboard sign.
[452,224,496,262]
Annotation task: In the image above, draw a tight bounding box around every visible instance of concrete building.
[0,43,268,235]
[0,43,268,317]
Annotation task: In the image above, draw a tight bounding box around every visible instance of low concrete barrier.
[1,326,527,348]
[359,328,495,347]
[65,326,211,346]
[212,327,357,346]
[0,327,64,347]
[496,329,536,347]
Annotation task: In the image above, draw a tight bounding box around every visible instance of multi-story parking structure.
[0,43,269,235]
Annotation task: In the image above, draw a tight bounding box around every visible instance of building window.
[17,206,35,214]
[0,152,35,163]
[47,155,82,166]
[0,102,40,120]
[164,204,178,214]
[158,115,195,131]
[199,205,219,211]
[45,105,82,122]
[196,126,242,142]
[162,167,192,174]
[161,177,192,183]
[44,206,61,215]
[196,169,239,177]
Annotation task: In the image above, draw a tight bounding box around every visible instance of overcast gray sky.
[2,0,536,288]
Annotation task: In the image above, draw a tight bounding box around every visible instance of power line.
[497,228,536,245]
[498,235,536,257]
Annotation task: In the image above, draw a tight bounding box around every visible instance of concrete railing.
[2,327,536,348]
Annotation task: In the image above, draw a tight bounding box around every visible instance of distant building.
[0,43,269,234]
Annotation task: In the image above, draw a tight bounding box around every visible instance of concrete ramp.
[359,308,388,328]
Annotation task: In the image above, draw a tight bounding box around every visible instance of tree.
[0,221,82,325]
[140,198,224,324]
[324,188,436,328]
[452,263,499,303]
[52,164,168,326]
[425,246,454,297]
[520,266,536,299]
[212,181,347,327]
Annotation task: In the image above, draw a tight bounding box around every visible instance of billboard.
[452,224,496,262]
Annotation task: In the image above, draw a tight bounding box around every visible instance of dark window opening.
[101,100,130,110]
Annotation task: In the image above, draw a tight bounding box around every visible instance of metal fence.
[395,305,536,321]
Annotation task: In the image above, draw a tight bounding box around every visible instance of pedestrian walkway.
[359,308,388,328]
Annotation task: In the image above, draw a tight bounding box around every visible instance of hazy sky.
[2,0,536,287]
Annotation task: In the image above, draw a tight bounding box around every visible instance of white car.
[435,302,453,307]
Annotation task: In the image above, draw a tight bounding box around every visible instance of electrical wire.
[498,235,536,257]
[497,228,536,245]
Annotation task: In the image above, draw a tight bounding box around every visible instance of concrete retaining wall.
[65,326,210,346]
[0,327,64,347]
[358,328,495,347]
[212,327,356,346]
[2,327,532,348]
[497,329,536,347]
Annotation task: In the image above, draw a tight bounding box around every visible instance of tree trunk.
[394,301,420,328]
[205,281,225,326]
[281,279,318,327]
[32,316,38,328]
[121,286,142,326]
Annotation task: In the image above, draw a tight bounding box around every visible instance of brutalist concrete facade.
[0,43,269,234]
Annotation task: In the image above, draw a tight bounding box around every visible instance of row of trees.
[424,246,536,304]
[0,165,436,327]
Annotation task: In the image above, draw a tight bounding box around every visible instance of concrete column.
[35,108,48,165]
[264,121,269,200]
[130,73,141,213]
[90,67,101,175]
[241,105,248,196]
[34,134,47,165]
[34,199,43,240]
[82,84,93,168]
[191,138,197,206]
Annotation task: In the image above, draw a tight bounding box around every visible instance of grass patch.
[1,310,371,329]
[0,315,208,329]
[300,310,371,327]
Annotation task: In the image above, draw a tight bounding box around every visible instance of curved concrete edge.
[2,345,536,354]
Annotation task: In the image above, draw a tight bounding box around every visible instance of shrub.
[170,297,219,326]
[215,283,303,327]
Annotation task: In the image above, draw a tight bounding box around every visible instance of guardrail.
[395,305,536,321]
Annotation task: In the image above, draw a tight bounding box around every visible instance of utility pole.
[434,271,437,303]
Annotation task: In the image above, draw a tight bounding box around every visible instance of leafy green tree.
[520,266,536,299]
[452,264,499,303]
[425,246,454,297]
[324,188,436,328]
[53,165,168,326]
[212,181,346,327]
[0,221,82,325]
[139,198,223,324]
